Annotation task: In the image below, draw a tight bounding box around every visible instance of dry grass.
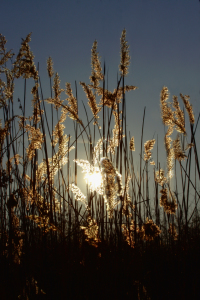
[0,30,200,299]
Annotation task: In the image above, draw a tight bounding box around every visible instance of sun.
[84,168,103,192]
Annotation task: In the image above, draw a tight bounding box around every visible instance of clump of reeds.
[0,30,199,299]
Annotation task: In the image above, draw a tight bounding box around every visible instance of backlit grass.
[0,30,200,299]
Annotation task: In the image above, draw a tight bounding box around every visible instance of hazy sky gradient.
[1,0,200,180]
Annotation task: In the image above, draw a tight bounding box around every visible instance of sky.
[1,0,200,197]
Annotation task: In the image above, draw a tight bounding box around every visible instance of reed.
[0,30,200,299]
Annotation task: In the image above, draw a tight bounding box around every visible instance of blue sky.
[1,0,200,192]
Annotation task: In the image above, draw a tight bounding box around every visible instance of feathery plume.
[24,125,44,160]
[47,56,54,78]
[97,85,137,109]
[74,159,91,174]
[31,83,44,124]
[119,29,130,76]
[160,87,174,126]
[130,136,135,151]
[155,169,167,186]
[12,33,38,80]
[93,138,103,165]
[52,72,64,110]
[100,157,122,218]
[173,135,187,161]
[160,188,177,214]
[89,40,103,88]
[165,135,174,179]
[122,220,138,248]
[3,69,14,101]
[140,218,161,241]
[0,34,14,67]
[107,110,123,154]
[180,93,195,124]
[144,139,155,161]
[80,216,100,247]
[80,81,100,124]
[65,82,78,114]
[173,95,185,130]
[122,175,134,217]
[160,87,186,134]
[65,82,79,120]
[69,184,88,208]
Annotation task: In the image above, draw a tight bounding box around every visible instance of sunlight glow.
[84,169,102,191]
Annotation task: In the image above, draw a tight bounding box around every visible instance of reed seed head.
[90,40,103,88]
[180,93,195,124]
[47,56,54,78]
[130,136,135,151]
[144,139,155,161]
[160,188,177,214]
[173,135,187,161]
[119,29,130,76]
[140,218,161,241]
[155,169,167,186]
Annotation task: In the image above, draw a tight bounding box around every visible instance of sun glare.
[84,169,102,191]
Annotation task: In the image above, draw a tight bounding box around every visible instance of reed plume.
[140,218,161,241]
[122,219,138,248]
[155,169,167,186]
[80,81,100,124]
[47,56,54,78]
[173,134,187,161]
[80,216,100,247]
[0,30,199,299]
[144,139,155,161]
[107,110,123,154]
[119,29,130,76]
[0,34,14,67]
[12,32,38,80]
[65,82,78,117]
[180,93,195,124]
[89,40,103,89]
[100,157,122,218]
[129,136,135,151]
[160,188,177,214]
[69,183,88,209]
